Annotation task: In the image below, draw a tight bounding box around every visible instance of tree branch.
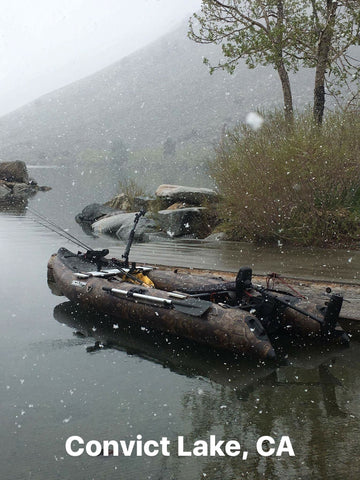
[209,0,270,33]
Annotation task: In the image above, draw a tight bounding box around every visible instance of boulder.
[104,193,154,212]
[92,212,128,235]
[116,215,157,242]
[0,161,29,183]
[92,212,156,241]
[132,196,154,211]
[0,183,11,199]
[155,184,217,207]
[157,207,211,238]
[75,203,116,224]
[104,193,131,211]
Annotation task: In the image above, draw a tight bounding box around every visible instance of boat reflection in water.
[53,301,347,416]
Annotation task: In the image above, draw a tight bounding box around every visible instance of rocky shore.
[0,161,51,203]
[76,184,223,242]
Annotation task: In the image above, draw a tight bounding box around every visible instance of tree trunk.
[275,1,294,124]
[313,1,338,125]
[276,62,294,124]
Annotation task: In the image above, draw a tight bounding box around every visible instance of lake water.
[1,167,360,479]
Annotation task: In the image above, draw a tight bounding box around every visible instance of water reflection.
[53,301,275,390]
[54,301,347,417]
[53,301,359,480]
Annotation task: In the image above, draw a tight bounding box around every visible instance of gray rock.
[116,215,157,242]
[0,183,11,199]
[92,211,156,241]
[92,212,131,235]
[132,196,154,211]
[104,194,155,212]
[155,184,217,207]
[75,203,116,224]
[157,207,209,237]
[104,193,131,211]
[0,161,29,183]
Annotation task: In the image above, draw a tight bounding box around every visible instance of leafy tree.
[189,0,306,123]
[299,0,360,124]
[189,0,360,124]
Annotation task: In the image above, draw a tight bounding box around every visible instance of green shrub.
[210,110,360,246]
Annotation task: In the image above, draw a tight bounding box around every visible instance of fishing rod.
[122,208,146,268]
[27,206,147,280]
[26,206,93,251]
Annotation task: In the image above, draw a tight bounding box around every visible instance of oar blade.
[172,297,211,317]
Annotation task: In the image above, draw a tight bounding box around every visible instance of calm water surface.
[1,168,360,479]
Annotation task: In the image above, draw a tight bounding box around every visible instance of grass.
[210,110,360,247]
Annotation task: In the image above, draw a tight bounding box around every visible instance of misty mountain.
[0,19,314,187]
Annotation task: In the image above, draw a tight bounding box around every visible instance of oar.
[102,287,211,317]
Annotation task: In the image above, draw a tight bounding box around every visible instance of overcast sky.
[0,0,202,116]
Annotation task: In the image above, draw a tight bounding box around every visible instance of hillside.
[0,19,314,188]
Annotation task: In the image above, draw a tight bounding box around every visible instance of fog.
[0,0,201,116]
